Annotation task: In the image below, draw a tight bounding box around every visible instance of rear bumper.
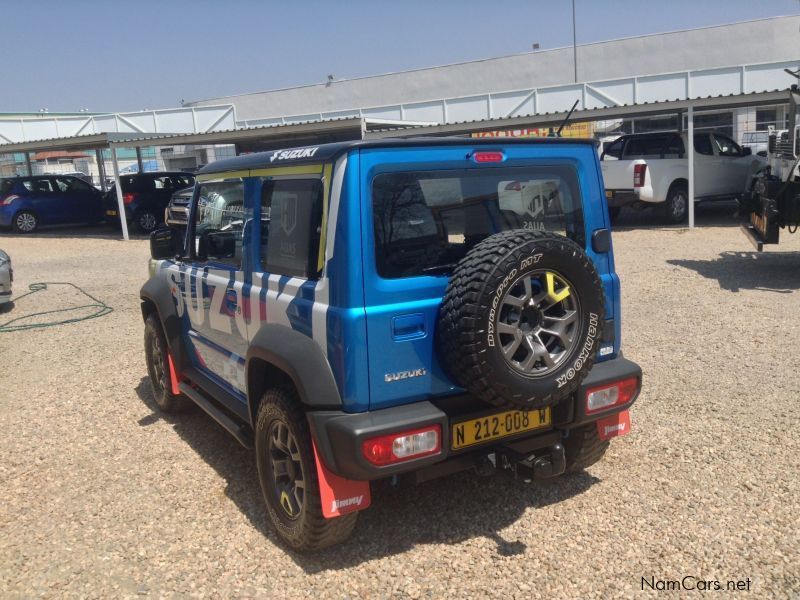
[308,356,642,480]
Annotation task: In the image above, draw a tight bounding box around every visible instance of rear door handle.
[392,313,426,340]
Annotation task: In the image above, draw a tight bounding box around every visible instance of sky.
[3,0,798,113]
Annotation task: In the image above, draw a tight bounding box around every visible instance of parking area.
[0,210,798,597]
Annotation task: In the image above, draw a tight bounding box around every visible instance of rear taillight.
[122,192,136,205]
[472,151,505,163]
[1,194,20,205]
[362,425,441,466]
[633,164,647,188]
[504,181,522,191]
[585,377,639,414]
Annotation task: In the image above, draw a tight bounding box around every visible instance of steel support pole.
[136,147,144,173]
[95,148,107,191]
[687,105,695,229]
[24,152,32,176]
[572,0,578,83]
[111,145,130,241]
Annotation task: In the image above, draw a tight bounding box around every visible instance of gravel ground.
[1,206,798,598]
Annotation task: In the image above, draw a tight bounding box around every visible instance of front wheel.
[144,314,192,413]
[255,388,358,551]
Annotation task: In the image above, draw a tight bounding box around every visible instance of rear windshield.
[372,165,584,278]
[622,134,684,158]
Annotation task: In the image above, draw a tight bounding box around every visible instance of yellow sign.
[471,122,593,139]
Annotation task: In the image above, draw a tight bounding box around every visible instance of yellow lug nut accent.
[546,272,570,303]
[280,491,294,516]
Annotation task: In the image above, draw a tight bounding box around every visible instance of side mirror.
[197,229,235,261]
[742,146,752,156]
[150,227,178,260]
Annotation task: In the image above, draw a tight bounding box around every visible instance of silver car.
[0,249,12,304]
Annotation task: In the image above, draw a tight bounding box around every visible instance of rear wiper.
[422,264,457,275]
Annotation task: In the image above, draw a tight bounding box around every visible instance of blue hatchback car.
[0,175,104,233]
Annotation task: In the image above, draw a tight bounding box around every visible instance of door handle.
[392,314,426,340]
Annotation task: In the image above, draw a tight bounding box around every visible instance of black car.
[104,172,195,233]
[164,185,194,227]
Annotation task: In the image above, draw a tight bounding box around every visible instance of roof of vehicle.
[120,171,195,178]
[0,173,88,181]
[198,136,599,175]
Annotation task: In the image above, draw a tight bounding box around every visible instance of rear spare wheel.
[438,230,604,410]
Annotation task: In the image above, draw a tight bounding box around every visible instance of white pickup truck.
[600,131,766,223]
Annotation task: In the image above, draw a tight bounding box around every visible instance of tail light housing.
[0,194,20,205]
[633,164,647,188]
[362,425,441,466]
[585,377,639,414]
[122,192,136,205]
[472,151,505,163]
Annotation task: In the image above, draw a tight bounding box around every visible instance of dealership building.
[185,16,799,142]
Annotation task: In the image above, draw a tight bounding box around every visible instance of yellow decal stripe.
[196,170,250,182]
[546,272,570,303]
[318,163,333,272]
[249,164,323,178]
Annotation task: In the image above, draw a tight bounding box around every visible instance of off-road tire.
[438,230,604,410]
[144,314,192,413]
[663,184,689,224]
[564,424,609,472]
[255,388,358,551]
[12,210,38,233]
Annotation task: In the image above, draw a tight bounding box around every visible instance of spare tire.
[438,230,604,410]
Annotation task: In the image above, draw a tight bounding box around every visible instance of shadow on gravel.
[135,377,599,570]
[0,224,147,241]
[668,251,800,293]
[612,200,738,231]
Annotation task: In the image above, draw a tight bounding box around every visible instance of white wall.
[187,16,800,122]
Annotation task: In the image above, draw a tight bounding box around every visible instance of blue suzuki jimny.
[142,137,641,550]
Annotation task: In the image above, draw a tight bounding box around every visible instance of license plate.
[106,210,118,216]
[605,190,613,198]
[451,408,551,450]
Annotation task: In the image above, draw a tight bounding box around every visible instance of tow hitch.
[501,443,566,480]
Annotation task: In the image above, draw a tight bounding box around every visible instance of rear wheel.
[144,314,192,413]
[12,211,37,233]
[663,185,688,224]
[255,388,358,551]
[136,209,159,234]
[564,424,609,473]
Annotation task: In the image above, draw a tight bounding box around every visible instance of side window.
[663,135,685,157]
[693,134,713,156]
[260,178,323,278]
[31,178,54,193]
[602,138,624,159]
[194,180,245,267]
[55,177,92,193]
[713,134,742,157]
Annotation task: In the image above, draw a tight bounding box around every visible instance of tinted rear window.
[623,135,683,157]
[372,166,584,278]
[0,179,14,195]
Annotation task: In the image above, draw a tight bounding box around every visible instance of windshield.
[372,165,584,278]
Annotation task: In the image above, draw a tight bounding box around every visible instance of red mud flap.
[312,441,371,519]
[596,410,631,441]
[166,352,182,395]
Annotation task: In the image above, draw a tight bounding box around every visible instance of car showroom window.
[259,178,323,278]
[372,165,584,279]
[194,179,245,268]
